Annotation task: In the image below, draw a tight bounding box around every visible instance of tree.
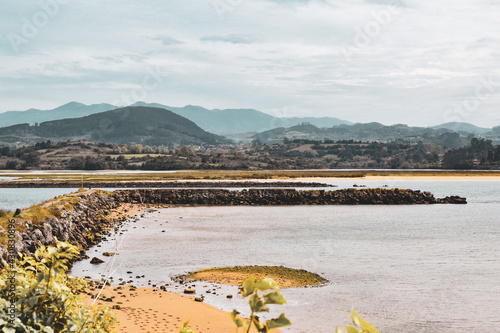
[129,144,143,154]
[442,148,474,169]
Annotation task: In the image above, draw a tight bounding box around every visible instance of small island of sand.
[185,265,328,288]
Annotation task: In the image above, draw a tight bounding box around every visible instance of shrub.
[0,242,116,332]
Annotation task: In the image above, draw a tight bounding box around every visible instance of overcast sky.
[1,0,499,127]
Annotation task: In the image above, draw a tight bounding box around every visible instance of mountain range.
[251,122,500,148]
[0,102,352,135]
[0,107,226,147]
[0,102,498,147]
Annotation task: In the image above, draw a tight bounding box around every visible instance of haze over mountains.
[0,102,499,147]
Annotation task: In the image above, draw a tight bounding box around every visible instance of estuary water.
[65,179,500,333]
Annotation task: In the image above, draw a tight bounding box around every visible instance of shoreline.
[1,169,500,184]
[294,175,500,181]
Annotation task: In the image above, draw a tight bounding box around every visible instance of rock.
[90,257,104,264]
[184,289,196,294]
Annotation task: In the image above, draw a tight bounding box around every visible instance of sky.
[0,0,499,127]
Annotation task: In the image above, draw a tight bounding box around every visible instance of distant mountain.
[130,102,352,135]
[0,102,116,127]
[431,122,491,134]
[252,122,475,148]
[0,106,227,147]
[0,102,352,135]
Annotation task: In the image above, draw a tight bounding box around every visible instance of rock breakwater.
[112,188,467,206]
[0,181,333,188]
[0,188,466,267]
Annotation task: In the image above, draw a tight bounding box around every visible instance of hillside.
[0,106,227,147]
[251,122,491,148]
[431,122,491,134]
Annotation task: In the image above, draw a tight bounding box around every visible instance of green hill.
[0,106,228,147]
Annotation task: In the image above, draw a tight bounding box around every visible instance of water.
[0,188,80,210]
[67,179,500,332]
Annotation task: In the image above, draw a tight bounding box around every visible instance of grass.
[0,191,86,246]
[3,169,500,183]
[106,154,171,160]
[187,265,328,288]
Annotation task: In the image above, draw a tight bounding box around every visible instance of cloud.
[0,0,499,127]
[200,35,256,44]
[153,36,183,46]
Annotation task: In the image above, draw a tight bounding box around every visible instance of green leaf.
[266,313,292,329]
[241,275,255,297]
[263,292,287,305]
[230,310,244,328]
[249,294,269,313]
[2,327,16,333]
[336,327,346,333]
[351,308,360,326]
[346,325,361,333]
[255,278,279,291]
[179,320,197,333]
[252,317,267,333]
[351,308,379,333]
[28,296,38,307]
[46,313,57,326]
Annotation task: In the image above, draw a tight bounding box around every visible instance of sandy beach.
[293,175,500,181]
[84,286,237,333]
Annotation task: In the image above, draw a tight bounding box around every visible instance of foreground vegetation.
[0,242,116,332]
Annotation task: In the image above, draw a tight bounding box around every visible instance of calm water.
[0,188,80,210]
[66,179,500,332]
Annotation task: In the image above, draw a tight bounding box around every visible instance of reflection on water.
[70,180,500,332]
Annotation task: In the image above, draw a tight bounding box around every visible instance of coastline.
[294,175,500,181]
[0,182,474,331]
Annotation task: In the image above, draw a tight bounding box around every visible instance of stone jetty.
[0,188,466,267]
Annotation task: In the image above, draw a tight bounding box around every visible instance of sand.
[293,175,500,181]
[83,286,237,333]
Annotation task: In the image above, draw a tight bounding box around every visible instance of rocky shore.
[0,180,334,188]
[0,188,466,267]
[0,191,125,267]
